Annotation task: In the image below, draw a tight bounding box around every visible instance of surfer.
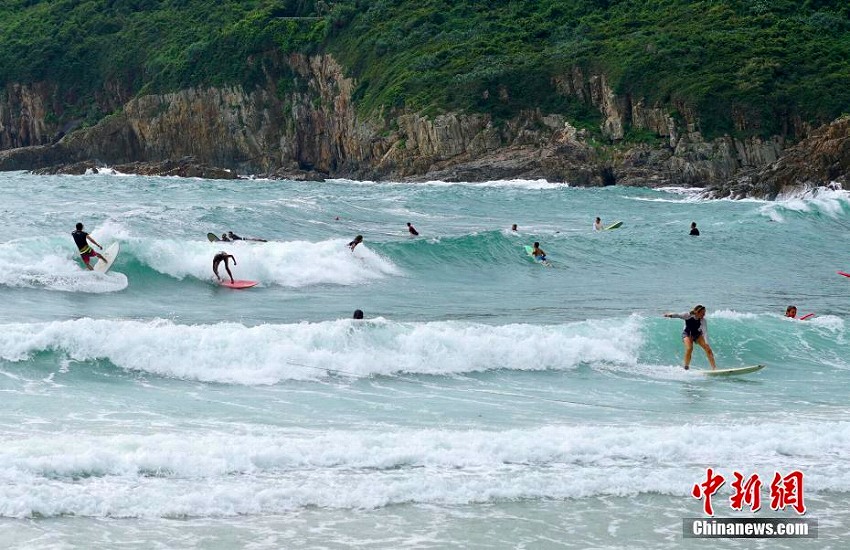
[664,305,717,370]
[71,222,107,270]
[511,224,518,231]
[348,235,363,251]
[785,305,798,319]
[407,222,419,236]
[530,242,547,262]
[353,309,364,319]
[213,251,237,284]
[689,222,700,236]
[593,217,603,231]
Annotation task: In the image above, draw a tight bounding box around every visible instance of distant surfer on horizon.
[71,222,107,270]
[511,223,518,231]
[593,217,603,231]
[213,251,237,284]
[664,305,717,370]
[353,309,364,319]
[407,222,419,236]
[348,235,363,251]
[689,222,700,236]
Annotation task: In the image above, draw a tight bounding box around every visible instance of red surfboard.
[839,271,850,278]
[220,279,258,289]
[798,313,815,321]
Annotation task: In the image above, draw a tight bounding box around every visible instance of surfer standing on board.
[71,222,107,270]
[664,305,717,370]
[213,251,236,284]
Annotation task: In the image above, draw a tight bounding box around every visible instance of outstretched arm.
[86,234,103,249]
[664,312,688,319]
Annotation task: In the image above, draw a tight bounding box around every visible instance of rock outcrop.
[0,53,846,193]
[707,117,850,198]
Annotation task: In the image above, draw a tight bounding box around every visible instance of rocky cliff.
[706,117,850,198]
[0,53,845,194]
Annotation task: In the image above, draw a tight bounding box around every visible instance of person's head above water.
[691,222,697,228]
[533,241,540,248]
[785,305,798,317]
[354,235,363,242]
[353,309,364,319]
[76,222,83,230]
[595,217,601,223]
[511,224,517,231]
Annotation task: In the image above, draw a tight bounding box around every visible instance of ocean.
[0,171,848,548]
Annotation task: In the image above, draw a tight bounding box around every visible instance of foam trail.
[0,317,645,384]
[0,238,127,293]
[127,237,400,287]
[1,421,848,517]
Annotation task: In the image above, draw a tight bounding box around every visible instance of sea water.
[0,171,848,548]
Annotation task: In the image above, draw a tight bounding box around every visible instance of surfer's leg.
[81,252,94,270]
[682,336,694,369]
[225,264,234,283]
[695,336,717,370]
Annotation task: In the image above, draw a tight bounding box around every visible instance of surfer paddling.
[785,305,814,320]
[213,251,237,284]
[72,222,107,270]
[664,305,717,370]
[407,222,419,236]
[530,242,547,263]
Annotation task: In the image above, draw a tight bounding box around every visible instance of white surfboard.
[93,242,120,273]
[702,365,765,377]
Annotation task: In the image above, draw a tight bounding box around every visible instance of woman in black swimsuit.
[664,305,717,370]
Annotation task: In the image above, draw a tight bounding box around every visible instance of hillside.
[1,0,849,191]
[2,1,849,136]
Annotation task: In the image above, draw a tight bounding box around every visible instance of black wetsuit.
[690,227,700,236]
[72,229,91,253]
[683,316,703,339]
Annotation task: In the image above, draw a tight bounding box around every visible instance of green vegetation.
[1,0,849,139]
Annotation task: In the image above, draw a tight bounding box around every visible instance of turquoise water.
[1,171,849,548]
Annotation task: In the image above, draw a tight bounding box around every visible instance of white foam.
[759,185,850,221]
[1,420,847,517]
[127,237,400,287]
[324,178,570,190]
[0,239,127,293]
[0,317,645,384]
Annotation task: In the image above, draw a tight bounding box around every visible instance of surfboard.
[524,245,551,266]
[605,221,623,230]
[220,279,258,289]
[208,232,220,242]
[838,271,850,278]
[702,365,765,377]
[92,242,120,273]
[798,313,815,321]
